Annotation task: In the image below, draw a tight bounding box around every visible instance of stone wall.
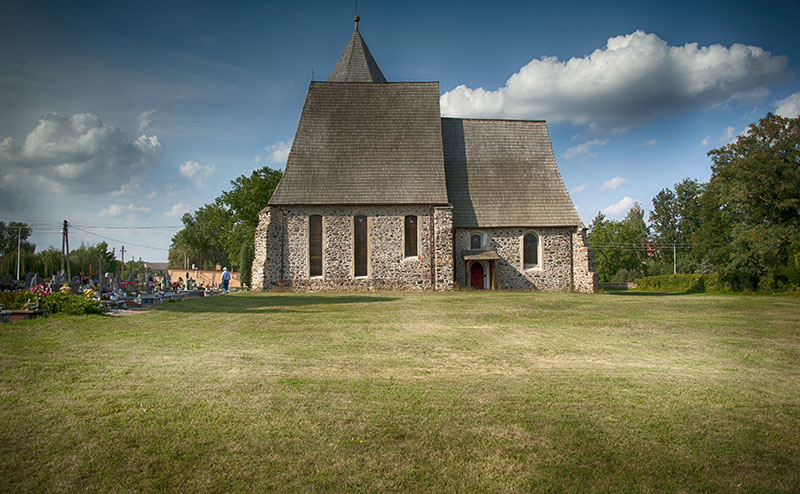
[454,227,595,292]
[251,205,454,291]
[572,228,597,293]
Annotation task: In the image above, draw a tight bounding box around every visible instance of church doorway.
[469,262,485,289]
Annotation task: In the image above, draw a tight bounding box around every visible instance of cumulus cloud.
[0,112,161,196]
[775,92,800,118]
[99,203,151,217]
[440,30,789,130]
[570,183,589,194]
[255,140,292,165]
[603,196,638,217]
[564,138,609,159]
[164,201,192,217]
[178,160,213,185]
[601,176,628,191]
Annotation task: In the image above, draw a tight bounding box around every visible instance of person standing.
[221,267,231,294]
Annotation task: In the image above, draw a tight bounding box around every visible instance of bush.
[42,292,104,315]
[636,274,705,292]
[0,290,36,310]
[611,268,643,283]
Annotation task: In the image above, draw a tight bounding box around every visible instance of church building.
[251,18,596,292]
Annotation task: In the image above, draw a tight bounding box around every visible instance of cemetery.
[0,268,235,323]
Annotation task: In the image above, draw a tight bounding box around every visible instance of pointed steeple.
[328,16,387,83]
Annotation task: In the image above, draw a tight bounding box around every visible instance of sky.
[1,0,799,263]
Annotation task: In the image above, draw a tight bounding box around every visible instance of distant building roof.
[269,82,449,205]
[442,118,582,228]
[329,18,387,83]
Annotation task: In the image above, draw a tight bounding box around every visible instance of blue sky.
[2,0,799,262]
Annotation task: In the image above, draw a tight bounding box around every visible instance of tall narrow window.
[309,215,322,277]
[470,232,483,250]
[404,215,418,257]
[354,215,368,277]
[523,233,539,268]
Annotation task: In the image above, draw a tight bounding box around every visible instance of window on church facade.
[354,215,368,277]
[309,215,322,277]
[404,215,417,257]
[523,232,539,269]
[470,232,485,250]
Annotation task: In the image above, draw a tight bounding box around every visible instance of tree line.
[588,113,800,291]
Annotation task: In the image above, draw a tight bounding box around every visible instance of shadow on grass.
[154,293,399,313]
[603,289,700,297]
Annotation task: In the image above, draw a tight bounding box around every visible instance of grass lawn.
[1,290,799,492]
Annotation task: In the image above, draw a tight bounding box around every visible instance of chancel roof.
[442,118,582,228]
[269,82,449,205]
[328,19,387,83]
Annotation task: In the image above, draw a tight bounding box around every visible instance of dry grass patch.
[1,290,799,492]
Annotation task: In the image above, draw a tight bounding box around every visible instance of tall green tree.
[648,178,705,274]
[588,203,650,282]
[169,166,282,281]
[699,113,800,290]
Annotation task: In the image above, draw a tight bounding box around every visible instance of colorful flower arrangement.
[30,284,51,300]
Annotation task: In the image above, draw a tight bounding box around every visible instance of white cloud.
[255,140,292,165]
[641,138,658,146]
[602,196,638,217]
[600,176,628,191]
[136,110,157,132]
[701,136,710,146]
[564,138,609,159]
[775,92,800,118]
[99,203,151,217]
[440,31,789,130]
[570,183,589,194]
[0,112,160,195]
[178,159,213,185]
[164,201,192,217]
[720,126,737,143]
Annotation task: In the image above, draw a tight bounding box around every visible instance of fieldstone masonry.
[252,205,454,291]
[253,207,595,293]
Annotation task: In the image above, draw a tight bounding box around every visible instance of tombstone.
[24,273,35,290]
[144,271,152,293]
[50,272,65,293]
[30,273,42,289]
[69,278,81,295]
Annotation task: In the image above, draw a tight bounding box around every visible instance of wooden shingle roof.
[269,82,449,205]
[328,22,387,83]
[442,118,582,228]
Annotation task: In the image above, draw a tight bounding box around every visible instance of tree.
[588,203,650,282]
[700,113,800,290]
[648,178,705,274]
[169,166,282,274]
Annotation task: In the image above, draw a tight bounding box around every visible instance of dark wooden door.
[470,263,484,289]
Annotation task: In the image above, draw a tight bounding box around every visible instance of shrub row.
[635,273,733,293]
[1,291,103,315]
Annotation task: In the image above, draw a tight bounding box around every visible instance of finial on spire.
[354,14,360,25]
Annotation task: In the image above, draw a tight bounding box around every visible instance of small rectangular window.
[471,233,483,250]
[404,215,418,257]
[524,233,538,268]
[354,215,368,277]
[309,215,322,277]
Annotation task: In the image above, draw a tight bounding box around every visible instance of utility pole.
[121,245,126,279]
[16,226,21,281]
[673,240,677,275]
[64,220,70,280]
[61,220,66,275]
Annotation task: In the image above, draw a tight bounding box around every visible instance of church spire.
[328,17,387,83]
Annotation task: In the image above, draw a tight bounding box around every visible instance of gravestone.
[69,279,80,295]
[30,273,42,288]
[24,273,34,290]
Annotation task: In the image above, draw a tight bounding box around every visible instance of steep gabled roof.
[328,19,386,83]
[269,82,449,205]
[442,118,582,228]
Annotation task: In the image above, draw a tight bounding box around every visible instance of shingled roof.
[442,118,582,228]
[328,19,386,83]
[269,82,449,205]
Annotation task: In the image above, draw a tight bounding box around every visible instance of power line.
[69,225,171,252]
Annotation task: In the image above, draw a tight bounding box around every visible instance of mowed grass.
[1,290,799,492]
